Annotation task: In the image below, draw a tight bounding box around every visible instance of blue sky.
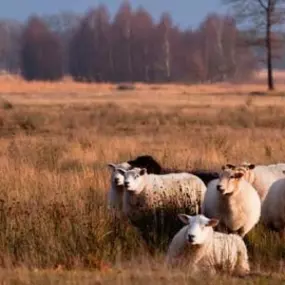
[1,0,228,28]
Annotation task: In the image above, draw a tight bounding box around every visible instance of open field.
[0,74,285,283]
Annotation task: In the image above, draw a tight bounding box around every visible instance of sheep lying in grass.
[234,162,285,201]
[260,177,285,237]
[118,167,207,219]
[166,214,250,276]
[202,164,261,237]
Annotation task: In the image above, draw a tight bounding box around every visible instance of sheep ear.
[207,219,219,228]
[107,163,117,170]
[139,168,147,176]
[234,172,244,179]
[178,214,191,225]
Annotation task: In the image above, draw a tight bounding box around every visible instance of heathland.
[0,71,285,284]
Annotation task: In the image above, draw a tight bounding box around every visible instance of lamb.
[233,162,285,201]
[107,162,131,209]
[127,154,219,185]
[260,177,285,237]
[201,164,261,237]
[166,214,250,276]
[117,167,207,220]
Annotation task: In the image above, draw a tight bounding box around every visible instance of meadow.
[0,71,285,284]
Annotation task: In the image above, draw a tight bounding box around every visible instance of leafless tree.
[67,3,256,83]
[0,20,22,73]
[43,12,82,74]
[223,0,285,90]
[21,16,64,81]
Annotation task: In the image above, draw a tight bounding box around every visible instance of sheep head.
[178,214,219,245]
[217,165,245,195]
[122,167,148,193]
[107,162,130,186]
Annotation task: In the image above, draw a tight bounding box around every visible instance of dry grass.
[0,74,285,283]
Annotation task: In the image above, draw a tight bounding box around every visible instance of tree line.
[0,3,262,84]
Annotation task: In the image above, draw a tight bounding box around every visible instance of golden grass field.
[0,70,285,284]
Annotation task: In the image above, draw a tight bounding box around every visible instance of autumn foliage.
[2,3,257,82]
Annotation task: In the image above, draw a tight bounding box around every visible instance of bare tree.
[0,20,22,73]
[156,13,173,81]
[21,16,64,81]
[223,0,285,90]
[67,2,256,83]
[111,2,134,82]
[131,7,154,82]
[69,5,112,82]
[43,12,82,74]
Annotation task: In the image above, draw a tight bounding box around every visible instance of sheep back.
[123,173,207,220]
[261,177,285,231]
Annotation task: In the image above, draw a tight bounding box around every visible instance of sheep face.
[107,163,127,186]
[178,214,219,245]
[217,166,244,195]
[122,167,147,193]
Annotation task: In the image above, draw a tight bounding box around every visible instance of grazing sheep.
[127,154,219,185]
[107,162,131,209]
[201,164,261,237]
[166,214,250,276]
[117,167,207,219]
[261,177,285,237]
[234,162,285,201]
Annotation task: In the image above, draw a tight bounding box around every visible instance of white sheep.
[236,162,285,201]
[166,214,250,276]
[107,162,131,210]
[116,167,207,219]
[260,177,285,237]
[201,164,261,237]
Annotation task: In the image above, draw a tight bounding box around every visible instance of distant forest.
[0,2,283,83]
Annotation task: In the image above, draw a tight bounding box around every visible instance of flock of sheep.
[107,155,285,276]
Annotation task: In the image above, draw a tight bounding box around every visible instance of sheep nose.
[114,178,119,184]
[188,234,195,243]
[124,181,130,188]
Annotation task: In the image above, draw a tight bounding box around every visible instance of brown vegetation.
[0,76,285,283]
